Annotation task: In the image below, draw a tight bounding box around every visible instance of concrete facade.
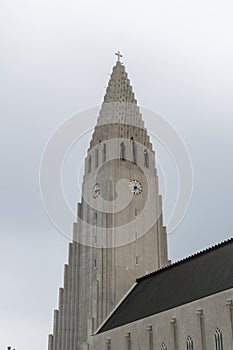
[92,289,233,350]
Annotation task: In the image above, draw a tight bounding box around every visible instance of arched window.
[161,343,167,350]
[143,149,149,168]
[120,141,126,160]
[132,139,136,164]
[187,335,194,350]
[215,328,223,350]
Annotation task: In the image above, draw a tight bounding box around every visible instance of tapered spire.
[97,56,144,128]
[103,61,136,104]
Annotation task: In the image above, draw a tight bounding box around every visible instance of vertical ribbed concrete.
[48,57,169,350]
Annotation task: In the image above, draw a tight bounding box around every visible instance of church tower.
[48,53,169,350]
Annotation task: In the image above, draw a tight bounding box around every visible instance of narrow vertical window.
[215,328,223,350]
[144,149,149,168]
[125,332,131,350]
[120,141,126,160]
[95,148,99,168]
[147,325,153,350]
[105,339,111,350]
[134,209,139,217]
[103,143,106,162]
[135,256,139,265]
[94,259,97,269]
[134,232,139,241]
[187,335,194,350]
[131,138,136,164]
[88,155,91,173]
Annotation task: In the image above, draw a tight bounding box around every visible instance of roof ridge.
[137,237,233,282]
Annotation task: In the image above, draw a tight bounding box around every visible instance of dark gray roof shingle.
[98,238,233,333]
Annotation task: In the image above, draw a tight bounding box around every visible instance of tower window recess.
[132,139,136,164]
[135,256,139,265]
[135,232,139,241]
[88,155,91,173]
[120,141,126,160]
[134,209,139,217]
[144,149,149,168]
[215,328,224,350]
[95,149,99,168]
[94,259,97,269]
[186,335,194,350]
[160,343,167,350]
[103,144,106,162]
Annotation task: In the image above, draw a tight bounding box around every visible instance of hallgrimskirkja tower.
[48,54,170,350]
[48,54,233,350]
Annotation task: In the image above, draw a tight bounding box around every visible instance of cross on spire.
[115,51,123,62]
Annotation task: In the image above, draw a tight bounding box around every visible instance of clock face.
[92,183,100,198]
[129,180,143,195]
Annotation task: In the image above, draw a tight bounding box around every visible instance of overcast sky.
[1,1,233,349]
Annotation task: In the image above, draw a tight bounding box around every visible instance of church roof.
[97,238,233,333]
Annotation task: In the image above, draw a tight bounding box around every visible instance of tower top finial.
[115,50,123,62]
